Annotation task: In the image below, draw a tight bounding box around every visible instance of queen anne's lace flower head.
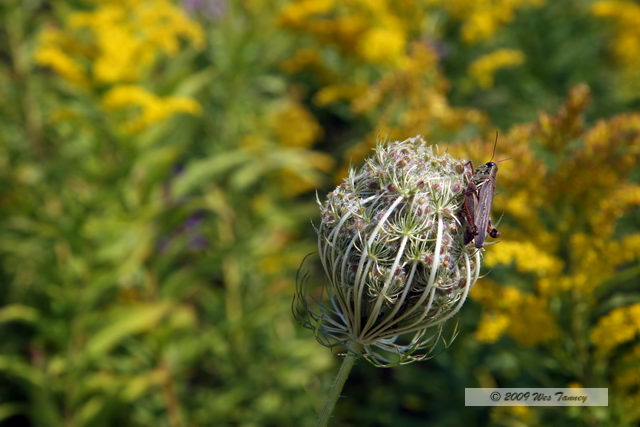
[295,136,482,367]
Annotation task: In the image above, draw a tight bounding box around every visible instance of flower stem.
[317,350,358,427]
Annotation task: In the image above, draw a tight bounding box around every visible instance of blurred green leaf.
[86,303,172,357]
[0,403,25,423]
[0,356,44,386]
[172,150,251,197]
[0,304,38,323]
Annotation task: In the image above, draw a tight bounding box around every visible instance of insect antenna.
[490,131,498,162]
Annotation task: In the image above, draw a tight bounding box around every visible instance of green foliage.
[0,1,332,425]
[1,0,639,426]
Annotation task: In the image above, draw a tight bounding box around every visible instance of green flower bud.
[295,136,482,367]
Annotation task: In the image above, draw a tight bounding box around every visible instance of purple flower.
[182,0,227,20]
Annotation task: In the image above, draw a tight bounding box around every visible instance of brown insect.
[462,134,501,248]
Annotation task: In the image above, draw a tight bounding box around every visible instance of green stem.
[317,351,358,427]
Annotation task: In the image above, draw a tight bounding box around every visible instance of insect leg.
[463,184,478,233]
[487,218,500,239]
[463,182,479,245]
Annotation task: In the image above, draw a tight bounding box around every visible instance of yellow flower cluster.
[330,42,486,180]
[441,0,544,43]
[462,85,640,345]
[472,280,558,345]
[278,1,503,182]
[35,0,204,132]
[484,240,561,276]
[34,30,89,87]
[279,0,411,66]
[474,313,509,342]
[70,0,203,83]
[240,99,333,198]
[268,100,333,196]
[590,303,640,353]
[357,27,407,65]
[268,101,324,148]
[102,86,201,133]
[468,49,525,88]
[592,1,640,68]
[592,1,640,97]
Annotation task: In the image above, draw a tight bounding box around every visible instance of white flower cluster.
[295,136,482,366]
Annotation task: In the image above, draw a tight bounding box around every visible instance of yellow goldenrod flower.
[439,0,544,43]
[463,11,501,43]
[485,240,562,276]
[69,0,204,83]
[241,99,332,197]
[589,185,640,236]
[314,84,368,106]
[37,0,203,84]
[34,46,88,87]
[621,234,640,262]
[468,49,525,88]
[592,1,640,97]
[34,1,205,132]
[590,303,640,352]
[278,1,485,154]
[357,27,407,65]
[269,101,323,148]
[34,28,89,87]
[506,292,558,345]
[280,48,323,74]
[471,280,558,345]
[102,85,157,108]
[102,85,201,133]
[475,313,510,342]
[279,0,335,26]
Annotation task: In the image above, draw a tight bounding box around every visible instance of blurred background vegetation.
[1,0,640,425]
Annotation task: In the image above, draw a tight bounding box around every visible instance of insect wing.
[472,162,497,249]
[473,179,494,248]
